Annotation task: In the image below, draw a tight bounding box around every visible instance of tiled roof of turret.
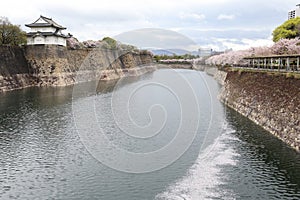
[27,31,69,38]
[25,15,66,29]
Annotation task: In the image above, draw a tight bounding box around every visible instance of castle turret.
[25,15,69,46]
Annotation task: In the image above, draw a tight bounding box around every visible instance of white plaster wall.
[32,36,45,45]
[27,36,66,46]
[30,27,56,33]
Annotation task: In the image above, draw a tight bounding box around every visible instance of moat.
[0,69,300,199]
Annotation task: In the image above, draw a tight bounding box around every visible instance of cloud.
[179,12,206,21]
[204,37,274,51]
[217,14,235,20]
[0,0,295,50]
[114,28,196,50]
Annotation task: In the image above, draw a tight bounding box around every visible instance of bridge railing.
[238,55,300,72]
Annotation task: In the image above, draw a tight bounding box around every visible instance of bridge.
[239,54,300,72]
[156,58,207,71]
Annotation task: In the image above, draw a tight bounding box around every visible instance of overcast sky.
[0,0,297,50]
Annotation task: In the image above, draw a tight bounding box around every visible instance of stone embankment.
[213,68,300,151]
[0,45,154,92]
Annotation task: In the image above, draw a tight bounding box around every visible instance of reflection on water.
[0,69,299,200]
[96,73,153,94]
[221,107,300,199]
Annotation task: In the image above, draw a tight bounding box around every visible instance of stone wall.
[218,70,300,151]
[0,45,154,92]
[213,69,227,85]
[0,46,29,75]
[0,46,37,91]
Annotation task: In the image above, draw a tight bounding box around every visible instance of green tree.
[272,17,300,42]
[102,37,117,49]
[0,17,27,46]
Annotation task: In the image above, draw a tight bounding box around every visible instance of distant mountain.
[149,48,198,56]
[149,49,174,56]
[190,51,199,56]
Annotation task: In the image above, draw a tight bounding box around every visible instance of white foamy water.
[156,129,240,200]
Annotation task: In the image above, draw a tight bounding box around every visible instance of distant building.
[288,4,300,20]
[198,48,212,57]
[25,15,70,46]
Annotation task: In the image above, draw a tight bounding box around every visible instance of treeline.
[206,38,300,66]
[153,54,199,62]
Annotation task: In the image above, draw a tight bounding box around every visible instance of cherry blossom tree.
[205,38,300,66]
[271,38,300,55]
[66,37,81,49]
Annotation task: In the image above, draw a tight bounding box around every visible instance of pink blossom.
[66,37,81,49]
[271,38,300,55]
[206,38,300,66]
[82,40,102,48]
